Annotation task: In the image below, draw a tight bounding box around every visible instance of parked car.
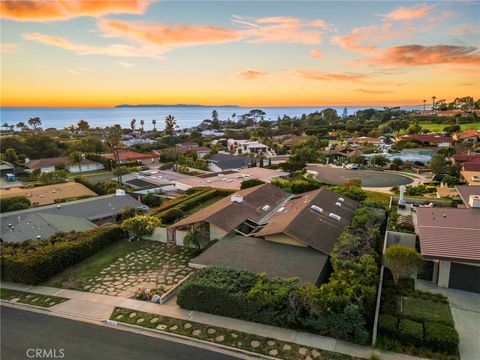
[345,163,359,170]
[431,174,447,182]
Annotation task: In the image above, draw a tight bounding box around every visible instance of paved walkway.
[1,282,425,360]
[416,280,480,360]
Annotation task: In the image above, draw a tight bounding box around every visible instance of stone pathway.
[85,244,196,297]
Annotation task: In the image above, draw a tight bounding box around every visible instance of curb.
[109,320,276,360]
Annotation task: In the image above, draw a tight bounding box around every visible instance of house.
[24,157,104,173]
[402,148,438,156]
[460,170,480,186]
[227,139,274,156]
[452,130,480,145]
[0,191,147,243]
[397,134,452,147]
[0,182,97,207]
[452,153,480,165]
[162,143,210,158]
[416,207,480,293]
[169,184,357,285]
[350,137,384,146]
[103,151,157,164]
[208,153,250,172]
[0,160,16,177]
[455,185,480,207]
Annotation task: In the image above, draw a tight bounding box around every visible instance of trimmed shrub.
[161,208,184,224]
[424,322,459,355]
[1,226,125,285]
[379,314,398,337]
[0,195,31,212]
[398,319,424,347]
[240,178,265,189]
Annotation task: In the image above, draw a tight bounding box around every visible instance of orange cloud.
[0,42,18,54]
[237,70,268,80]
[1,0,150,21]
[354,88,394,94]
[380,4,435,21]
[23,32,165,59]
[310,49,323,59]
[292,70,369,82]
[98,19,242,49]
[233,15,326,44]
[368,45,480,67]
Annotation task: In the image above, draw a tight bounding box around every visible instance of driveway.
[416,280,480,360]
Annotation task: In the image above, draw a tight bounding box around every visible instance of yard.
[419,122,480,132]
[401,296,455,327]
[45,240,197,298]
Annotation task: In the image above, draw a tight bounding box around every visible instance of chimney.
[468,195,480,208]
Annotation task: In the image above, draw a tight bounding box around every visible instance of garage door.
[449,263,480,293]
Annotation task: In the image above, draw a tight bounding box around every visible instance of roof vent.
[262,205,271,211]
[277,206,285,212]
[329,213,342,221]
[338,197,345,202]
[36,235,41,240]
[335,202,342,207]
[231,194,244,203]
[116,189,126,196]
[311,205,323,213]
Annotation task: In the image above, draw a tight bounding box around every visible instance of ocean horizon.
[0,105,422,130]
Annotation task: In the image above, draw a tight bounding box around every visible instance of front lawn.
[1,288,68,307]
[419,122,480,132]
[402,296,454,327]
[44,240,197,297]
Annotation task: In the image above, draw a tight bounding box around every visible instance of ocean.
[0,105,422,130]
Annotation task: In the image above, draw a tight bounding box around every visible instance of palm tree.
[69,151,84,173]
[104,125,123,183]
[164,115,178,171]
[130,119,136,132]
[423,99,426,111]
[152,119,157,131]
[140,119,145,133]
[2,122,11,132]
[432,96,436,110]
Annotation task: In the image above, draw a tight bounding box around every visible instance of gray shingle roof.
[190,235,329,285]
[209,153,250,170]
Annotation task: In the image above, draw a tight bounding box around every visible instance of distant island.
[115,104,240,108]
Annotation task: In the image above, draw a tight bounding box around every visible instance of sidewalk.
[1,282,425,360]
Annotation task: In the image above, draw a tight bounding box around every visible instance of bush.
[161,208,184,224]
[159,162,173,170]
[121,215,160,240]
[38,170,68,184]
[378,314,398,337]
[398,319,424,346]
[0,196,31,212]
[240,179,265,189]
[141,193,163,207]
[1,226,125,285]
[424,322,459,354]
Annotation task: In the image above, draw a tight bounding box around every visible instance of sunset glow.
[1,0,479,107]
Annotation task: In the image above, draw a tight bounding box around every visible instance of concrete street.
[1,306,239,360]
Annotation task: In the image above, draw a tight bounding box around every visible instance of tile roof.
[103,151,156,161]
[399,134,452,143]
[453,153,480,163]
[417,208,480,263]
[254,188,358,254]
[190,235,329,285]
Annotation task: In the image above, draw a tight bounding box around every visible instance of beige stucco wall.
[264,233,306,247]
[143,227,168,243]
[437,260,451,288]
[209,224,228,241]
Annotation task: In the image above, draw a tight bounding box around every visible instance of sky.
[0,0,479,107]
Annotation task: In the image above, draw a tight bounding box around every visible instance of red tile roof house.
[102,151,158,164]
[452,130,480,144]
[397,134,453,147]
[416,207,480,293]
[25,157,104,173]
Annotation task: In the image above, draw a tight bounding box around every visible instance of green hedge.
[1,226,125,285]
[398,319,424,347]
[424,322,459,355]
[378,314,398,337]
[0,195,31,212]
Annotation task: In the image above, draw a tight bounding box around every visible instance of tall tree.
[2,122,11,132]
[69,151,84,173]
[212,110,220,130]
[152,119,157,131]
[140,119,145,133]
[130,119,136,131]
[16,122,26,131]
[431,96,436,110]
[164,115,178,171]
[423,99,426,111]
[104,125,123,183]
[77,119,90,132]
[385,244,422,284]
[28,117,41,131]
